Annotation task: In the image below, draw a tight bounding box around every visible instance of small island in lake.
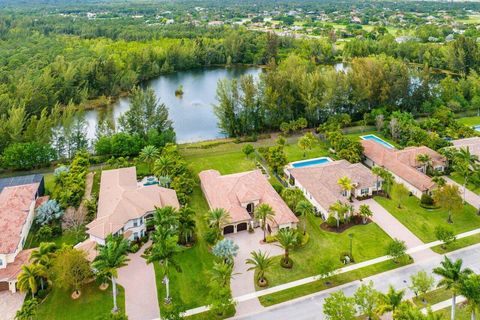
[175,85,184,97]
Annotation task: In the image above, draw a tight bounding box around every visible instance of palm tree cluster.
[322,256,479,320]
[445,146,480,204]
[204,208,231,244]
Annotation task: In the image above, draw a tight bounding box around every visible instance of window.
[361,188,369,195]
[0,259,3,267]
[134,232,139,240]
[341,190,348,197]
[133,219,138,227]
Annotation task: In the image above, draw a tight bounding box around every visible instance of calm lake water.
[85,67,262,144]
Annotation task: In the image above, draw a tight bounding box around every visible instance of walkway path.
[444,176,480,209]
[117,242,160,320]
[237,243,480,320]
[0,291,25,320]
[226,229,283,317]
[355,199,438,262]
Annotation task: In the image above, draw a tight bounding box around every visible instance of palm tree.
[154,155,175,178]
[146,230,183,303]
[30,242,57,267]
[433,256,473,320]
[205,208,231,232]
[178,207,196,245]
[153,206,179,234]
[92,236,130,312]
[17,264,47,298]
[209,260,234,287]
[254,203,276,241]
[358,204,373,224]
[276,228,298,268]
[416,153,432,173]
[139,145,159,173]
[377,285,405,318]
[338,176,353,199]
[246,250,275,287]
[458,273,480,320]
[295,200,313,235]
[432,176,446,188]
[371,166,384,194]
[15,298,39,320]
[455,147,479,203]
[329,201,348,229]
[297,134,314,158]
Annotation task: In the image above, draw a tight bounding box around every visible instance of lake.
[85,67,263,144]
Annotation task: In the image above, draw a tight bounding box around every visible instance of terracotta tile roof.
[286,160,377,211]
[452,137,480,158]
[74,239,98,262]
[0,183,39,254]
[86,167,180,239]
[199,170,298,226]
[361,140,445,192]
[0,249,33,282]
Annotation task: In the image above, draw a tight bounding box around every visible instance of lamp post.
[348,233,354,261]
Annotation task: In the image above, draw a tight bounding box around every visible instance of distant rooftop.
[0,174,44,193]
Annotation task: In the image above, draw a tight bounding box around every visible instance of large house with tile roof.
[85,167,180,245]
[285,160,381,219]
[199,169,298,235]
[451,137,480,159]
[0,176,45,293]
[361,140,447,197]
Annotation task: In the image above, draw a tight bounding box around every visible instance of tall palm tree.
[139,145,159,173]
[455,147,479,203]
[92,236,130,312]
[416,153,432,173]
[275,228,298,267]
[246,250,275,286]
[338,176,353,198]
[178,207,196,245]
[209,260,234,288]
[205,208,231,232]
[329,201,348,229]
[146,230,183,303]
[153,206,179,234]
[154,155,175,178]
[17,264,47,298]
[254,203,276,241]
[377,285,405,318]
[371,166,383,194]
[433,256,473,320]
[295,200,313,235]
[358,204,373,224]
[297,134,314,158]
[458,273,480,320]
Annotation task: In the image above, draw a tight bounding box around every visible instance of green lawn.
[457,116,480,126]
[449,172,480,195]
[436,305,471,320]
[36,282,125,320]
[259,214,393,289]
[432,233,480,254]
[154,187,216,313]
[412,288,451,307]
[374,193,480,243]
[24,227,87,249]
[259,257,412,306]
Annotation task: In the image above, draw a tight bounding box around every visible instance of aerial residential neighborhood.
[3,0,480,320]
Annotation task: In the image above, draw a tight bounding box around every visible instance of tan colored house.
[0,182,42,292]
[361,140,447,197]
[285,160,381,219]
[451,137,480,159]
[199,169,298,235]
[86,167,180,245]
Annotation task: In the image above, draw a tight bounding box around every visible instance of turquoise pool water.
[361,134,395,149]
[474,125,480,132]
[291,157,333,168]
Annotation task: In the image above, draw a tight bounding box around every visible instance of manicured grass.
[154,187,216,312]
[258,257,412,306]
[36,282,125,320]
[259,214,393,289]
[432,233,480,254]
[436,305,471,320]
[449,172,480,195]
[24,227,87,249]
[457,116,480,126]
[44,172,55,194]
[374,193,480,243]
[282,140,329,163]
[412,288,451,307]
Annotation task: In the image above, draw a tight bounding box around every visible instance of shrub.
[205,228,220,245]
[420,193,434,206]
[35,200,63,226]
[36,225,53,241]
[326,216,337,228]
[265,235,277,243]
[129,243,140,253]
[435,226,456,248]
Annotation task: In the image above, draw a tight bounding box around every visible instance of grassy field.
[412,288,451,307]
[36,282,125,320]
[259,257,412,306]
[374,192,480,243]
[449,172,480,195]
[457,116,480,126]
[436,305,471,320]
[259,214,393,288]
[432,233,480,254]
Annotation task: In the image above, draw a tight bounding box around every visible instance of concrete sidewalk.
[117,242,160,320]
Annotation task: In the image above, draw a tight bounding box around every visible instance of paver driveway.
[226,228,283,317]
[117,242,160,320]
[354,199,438,262]
[0,291,24,320]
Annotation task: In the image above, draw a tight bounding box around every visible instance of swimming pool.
[290,157,333,168]
[360,134,395,149]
